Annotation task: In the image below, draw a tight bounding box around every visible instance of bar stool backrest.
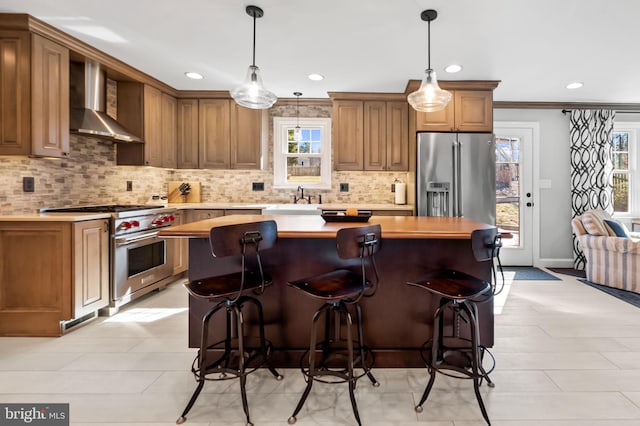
[336,224,382,260]
[470,227,500,262]
[209,220,278,257]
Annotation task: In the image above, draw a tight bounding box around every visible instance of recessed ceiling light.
[308,73,324,81]
[566,81,583,89]
[445,64,462,73]
[185,72,203,80]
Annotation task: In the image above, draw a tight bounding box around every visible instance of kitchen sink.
[261,204,321,215]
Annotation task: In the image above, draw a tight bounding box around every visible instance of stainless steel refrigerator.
[417,132,496,225]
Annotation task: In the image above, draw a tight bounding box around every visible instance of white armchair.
[572,209,640,293]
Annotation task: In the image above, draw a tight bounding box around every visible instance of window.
[273,117,331,189]
[612,124,638,216]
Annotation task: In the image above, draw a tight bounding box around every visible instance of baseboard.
[537,258,575,268]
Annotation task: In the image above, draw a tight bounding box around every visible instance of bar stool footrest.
[191,337,275,381]
[298,342,375,384]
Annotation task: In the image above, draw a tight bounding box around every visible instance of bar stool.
[177,220,283,426]
[287,224,382,426]
[406,227,502,426]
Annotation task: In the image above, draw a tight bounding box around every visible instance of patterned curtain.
[570,109,616,269]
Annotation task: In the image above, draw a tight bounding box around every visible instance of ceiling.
[3,0,640,104]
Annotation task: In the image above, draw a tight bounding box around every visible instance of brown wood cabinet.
[72,219,109,319]
[116,83,176,167]
[333,99,408,171]
[177,99,199,169]
[172,211,188,275]
[333,100,364,170]
[161,92,177,168]
[0,31,69,157]
[0,219,109,336]
[415,89,494,132]
[177,98,262,169]
[185,209,225,222]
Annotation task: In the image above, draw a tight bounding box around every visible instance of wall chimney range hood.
[70,60,143,143]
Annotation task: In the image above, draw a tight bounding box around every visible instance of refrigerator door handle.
[453,140,462,217]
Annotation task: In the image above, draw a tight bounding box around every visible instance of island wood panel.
[162,215,495,367]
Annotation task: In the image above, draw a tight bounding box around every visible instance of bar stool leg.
[234,304,253,426]
[415,302,444,413]
[177,303,223,424]
[288,304,330,424]
[354,303,378,387]
[245,296,283,381]
[342,304,362,426]
[463,302,491,426]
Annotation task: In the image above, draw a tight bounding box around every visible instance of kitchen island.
[159,215,496,367]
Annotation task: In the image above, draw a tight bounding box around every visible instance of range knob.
[121,221,133,230]
[131,220,140,227]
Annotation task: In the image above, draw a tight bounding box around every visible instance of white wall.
[494,108,574,267]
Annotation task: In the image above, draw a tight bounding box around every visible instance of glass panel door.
[494,124,535,266]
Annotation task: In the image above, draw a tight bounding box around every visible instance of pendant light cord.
[427,19,431,70]
[252,13,257,67]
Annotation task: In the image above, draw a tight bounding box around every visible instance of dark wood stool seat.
[177,220,282,426]
[288,269,372,300]
[407,227,501,426]
[186,271,273,299]
[287,224,382,426]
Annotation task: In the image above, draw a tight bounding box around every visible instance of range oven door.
[112,230,174,304]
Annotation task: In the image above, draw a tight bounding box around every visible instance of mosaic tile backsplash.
[0,99,410,214]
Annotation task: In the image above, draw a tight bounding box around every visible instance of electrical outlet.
[252,182,264,191]
[23,176,34,193]
[126,181,133,191]
[391,183,396,192]
[339,183,349,192]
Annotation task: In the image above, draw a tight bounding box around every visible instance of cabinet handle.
[104,222,109,232]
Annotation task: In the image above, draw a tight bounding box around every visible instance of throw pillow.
[603,218,630,238]
[581,211,609,236]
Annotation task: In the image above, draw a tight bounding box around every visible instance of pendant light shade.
[231,5,277,109]
[293,91,302,142]
[408,9,452,112]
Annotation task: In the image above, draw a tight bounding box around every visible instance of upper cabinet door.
[333,100,364,171]
[454,90,493,132]
[199,98,230,169]
[177,99,199,169]
[414,97,455,132]
[0,31,30,155]
[160,92,177,168]
[30,34,69,158]
[385,101,409,171]
[363,101,386,171]
[230,103,262,169]
[143,85,162,167]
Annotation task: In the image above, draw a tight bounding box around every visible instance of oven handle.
[114,231,160,246]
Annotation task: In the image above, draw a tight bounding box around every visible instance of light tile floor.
[2,270,640,425]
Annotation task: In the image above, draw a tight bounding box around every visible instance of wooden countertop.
[159,214,493,240]
[0,212,111,222]
[168,202,414,212]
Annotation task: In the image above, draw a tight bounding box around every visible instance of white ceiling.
[3,0,640,103]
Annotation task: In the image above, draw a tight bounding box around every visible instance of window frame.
[272,117,332,190]
[611,123,638,218]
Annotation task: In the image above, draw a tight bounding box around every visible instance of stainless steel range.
[41,205,177,313]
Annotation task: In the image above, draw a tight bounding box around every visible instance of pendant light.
[407,9,452,112]
[231,5,277,109]
[293,92,302,142]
